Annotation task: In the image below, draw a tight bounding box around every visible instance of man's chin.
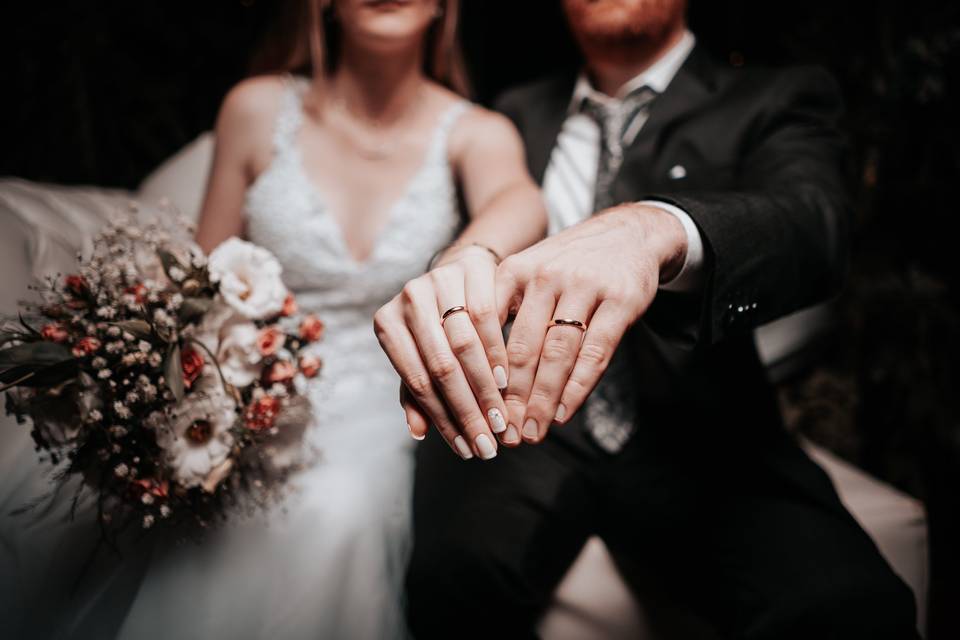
[564,0,685,49]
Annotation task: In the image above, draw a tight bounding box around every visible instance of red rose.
[125,283,147,304]
[244,395,282,431]
[263,360,297,384]
[134,478,169,498]
[281,293,298,317]
[65,274,88,296]
[299,315,324,342]
[256,327,285,357]
[180,346,204,388]
[72,336,101,357]
[41,323,69,343]
[299,354,321,378]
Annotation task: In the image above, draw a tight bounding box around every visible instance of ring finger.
[521,292,598,441]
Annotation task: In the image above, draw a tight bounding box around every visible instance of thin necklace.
[324,85,426,161]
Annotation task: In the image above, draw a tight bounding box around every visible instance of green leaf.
[178,297,212,324]
[0,341,72,368]
[157,249,187,281]
[110,320,153,340]
[164,343,185,402]
[0,360,77,391]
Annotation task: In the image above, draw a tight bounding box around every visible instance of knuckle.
[425,353,459,382]
[506,340,535,367]
[563,374,590,398]
[499,255,524,278]
[405,372,433,398]
[541,336,574,363]
[485,343,506,363]
[532,263,561,288]
[401,279,424,303]
[458,413,488,435]
[446,330,476,358]
[578,341,610,366]
[468,303,495,324]
[528,387,557,407]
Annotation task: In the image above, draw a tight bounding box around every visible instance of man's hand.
[494,203,687,443]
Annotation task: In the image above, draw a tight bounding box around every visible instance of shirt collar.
[569,30,696,114]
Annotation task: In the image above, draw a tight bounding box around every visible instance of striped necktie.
[579,84,658,453]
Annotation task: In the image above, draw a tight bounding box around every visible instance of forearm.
[439,182,547,265]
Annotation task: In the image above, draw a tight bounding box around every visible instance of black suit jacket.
[495,45,849,432]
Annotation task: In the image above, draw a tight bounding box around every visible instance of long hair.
[249,0,469,96]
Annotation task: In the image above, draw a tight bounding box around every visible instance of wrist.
[431,242,502,269]
[614,203,688,283]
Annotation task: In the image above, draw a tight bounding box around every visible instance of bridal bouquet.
[1,211,323,536]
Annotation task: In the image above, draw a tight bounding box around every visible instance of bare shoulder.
[214,75,292,174]
[446,101,523,160]
[218,74,289,130]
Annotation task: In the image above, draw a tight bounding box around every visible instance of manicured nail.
[554,404,566,423]
[408,424,426,441]
[493,365,508,389]
[503,424,520,444]
[522,418,538,440]
[487,408,507,433]
[453,435,474,459]
[475,434,497,460]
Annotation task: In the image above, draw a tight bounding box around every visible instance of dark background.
[2,0,958,636]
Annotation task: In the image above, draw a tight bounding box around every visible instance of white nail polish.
[407,424,425,441]
[493,365,508,389]
[475,434,497,460]
[503,424,520,444]
[488,408,507,433]
[554,404,566,423]
[522,419,538,440]
[453,435,474,459]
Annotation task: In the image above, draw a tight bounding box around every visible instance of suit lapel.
[615,45,720,202]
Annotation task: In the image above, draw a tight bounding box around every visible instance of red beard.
[563,0,686,56]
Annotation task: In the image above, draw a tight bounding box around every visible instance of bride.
[1,1,545,638]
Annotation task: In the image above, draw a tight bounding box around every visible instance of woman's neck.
[323,41,427,124]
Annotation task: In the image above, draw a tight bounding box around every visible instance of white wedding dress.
[0,77,467,640]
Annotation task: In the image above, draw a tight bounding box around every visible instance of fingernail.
[453,435,474,460]
[503,424,520,444]
[475,434,497,460]
[493,365,508,389]
[554,404,566,423]
[522,418,538,440]
[408,424,426,441]
[487,408,507,433]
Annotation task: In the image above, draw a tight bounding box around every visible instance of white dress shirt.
[542,30,704,291]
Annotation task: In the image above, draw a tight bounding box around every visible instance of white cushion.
[137,132,214,223]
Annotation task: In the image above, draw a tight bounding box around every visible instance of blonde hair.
[251,0,469,96]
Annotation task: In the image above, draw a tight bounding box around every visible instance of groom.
[403,0,919,638]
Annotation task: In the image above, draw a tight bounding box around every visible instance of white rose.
[190,305,263,388]
[215,319,263,387]
[207,238,288,320]
[155,367,237,489]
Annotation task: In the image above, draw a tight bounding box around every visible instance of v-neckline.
[290,102,458,269]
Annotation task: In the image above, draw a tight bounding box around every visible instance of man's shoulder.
[707,56,842,108]
[491,70,577,121]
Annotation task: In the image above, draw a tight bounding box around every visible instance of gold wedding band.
[548,318,587,332]
[441,305,468,324]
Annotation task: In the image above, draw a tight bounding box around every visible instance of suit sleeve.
[647,66,851,346]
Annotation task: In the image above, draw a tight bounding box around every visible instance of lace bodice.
[245,77,467,387]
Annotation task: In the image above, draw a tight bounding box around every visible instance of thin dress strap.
[427,99,472,163]
[272,74,309,156]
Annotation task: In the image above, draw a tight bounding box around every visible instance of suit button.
[669,164,687,180]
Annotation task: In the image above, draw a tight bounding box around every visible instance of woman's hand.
[374,245,512,460]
